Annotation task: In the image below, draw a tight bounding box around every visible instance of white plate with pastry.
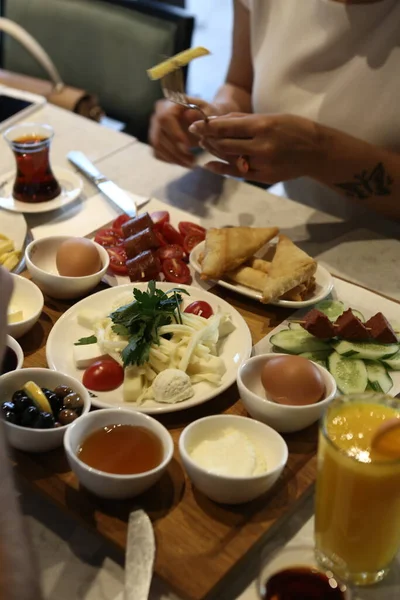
[190,227,334,308]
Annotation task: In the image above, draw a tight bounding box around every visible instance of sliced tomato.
[94,228,122,248]
[151,210,170,230]
[158,244,185,261]
[107,246,128,275]
[154,229,167,247]
[162,223,184,246]
[83,359,124,391]
[112,214,131,236]
[178,221,206,238]
[162,258,192,284]
[183,233,204,255]
[184,300,213,319]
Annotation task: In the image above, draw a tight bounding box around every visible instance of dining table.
[1,102,400,600]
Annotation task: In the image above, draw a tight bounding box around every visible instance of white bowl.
[237,354,337,433]
[179,414,288,505]
[64,408,174,499]
[25,236,109,299]
[7,274,44,339]
[0,368,90,452]
[1,335,24,373]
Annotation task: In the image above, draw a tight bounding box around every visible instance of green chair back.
[0,0,194,140]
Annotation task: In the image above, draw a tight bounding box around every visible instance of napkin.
[29,190,149,240]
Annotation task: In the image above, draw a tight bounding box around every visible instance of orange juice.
[315,394,400,585]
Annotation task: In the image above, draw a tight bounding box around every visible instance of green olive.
[63,393,84,410]
[58,409,78,426]
[53,385,74,398]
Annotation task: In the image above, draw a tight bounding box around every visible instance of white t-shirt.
[239,0,400,220]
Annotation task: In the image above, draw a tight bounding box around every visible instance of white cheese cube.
[73,343,107,369]
[77,309,104,330]
[123,367,144,403]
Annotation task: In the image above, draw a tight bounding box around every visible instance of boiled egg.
[56,238,102,277]
[261,355,325,406]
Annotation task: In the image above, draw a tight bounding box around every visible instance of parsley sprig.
[109,281,189,368]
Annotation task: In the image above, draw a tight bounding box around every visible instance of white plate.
[0,209,30,273]
[255,277,400,396]
[46,282,252,414]
[190,240,334,308]
[0,166,83,213]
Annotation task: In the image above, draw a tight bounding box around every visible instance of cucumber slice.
[270,329,331,354]
[328,352,368,395]
[288,322,304,331]
[365,360,393,394]
[382,351,400,371]
[299,351,332,368]
[315,300,344,321]
[351,309,365,323]
[332,340,399,360]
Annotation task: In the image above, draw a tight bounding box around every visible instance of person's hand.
[188,113,324,184]
[148,98,224,168]
[0,267,13,365]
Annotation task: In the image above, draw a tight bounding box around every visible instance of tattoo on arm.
[335,162,393,200]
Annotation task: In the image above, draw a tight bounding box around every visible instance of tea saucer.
[0,167,83,214]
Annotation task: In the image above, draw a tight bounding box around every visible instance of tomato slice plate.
[94,228,123,248]
[178,221,206,238]
[184,301,213,319]
[162,223,184,246]
[83,359,124,391]
[158,244,185,261]
[107,246,128,275]
[151,210,170,230]
[112,214,131,236]
[183,233,204,255]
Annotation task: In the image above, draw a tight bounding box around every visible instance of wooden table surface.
[12,272,321,600]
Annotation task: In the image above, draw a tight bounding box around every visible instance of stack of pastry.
[199,227,317,303]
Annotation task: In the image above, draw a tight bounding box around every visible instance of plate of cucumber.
[255,278,400,396]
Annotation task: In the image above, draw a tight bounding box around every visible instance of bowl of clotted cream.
[179,414,288,504]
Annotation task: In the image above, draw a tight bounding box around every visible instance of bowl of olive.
[0,368,90,452]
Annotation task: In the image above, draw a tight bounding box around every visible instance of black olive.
[33,411,55,429]
[4,411,19,425]
[13,395,32,413]
[2,401,16,414]
[53,385,74,398]
[48,393,64,416]
[21,406,39,428]
[12,389,28,403]
[63,393,84,411]
[58,409,78,426]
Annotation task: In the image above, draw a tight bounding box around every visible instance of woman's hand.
[189,113,324,184]
[148,98,225,168]
[0,267,13,366]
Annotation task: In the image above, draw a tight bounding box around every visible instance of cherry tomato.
[162,223,184,246]
[83,359,124,391]
[158,244,185,261]
[183,233,204,255]
[162,258,192,284]
[154,229,167,247]
[94,228,122,248]
[151,210,170,230]
[112,214,131,236]
[184,300,214,319]
[178,221,206,238]
[106,246,128,275]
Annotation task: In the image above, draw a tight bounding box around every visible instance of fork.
[160,66,209,122]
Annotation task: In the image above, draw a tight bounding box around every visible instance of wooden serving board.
[12,274,320,600]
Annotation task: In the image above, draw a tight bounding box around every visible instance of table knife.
[67,151,149,218]
[124,509,155,600]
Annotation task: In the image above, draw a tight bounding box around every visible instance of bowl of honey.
[64,408,174,499]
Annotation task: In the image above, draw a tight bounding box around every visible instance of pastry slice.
[261,235,317,303]
[201,227,279,280]
[226,266,269,292]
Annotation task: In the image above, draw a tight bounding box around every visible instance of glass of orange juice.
[315,392,400,586]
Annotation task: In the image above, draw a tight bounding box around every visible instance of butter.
[7,305,23,324]
[189,428,267,477]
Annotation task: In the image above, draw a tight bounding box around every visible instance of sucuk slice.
[365,360,393,394]
[315,300,345,321]
[328,352,368,395]
[270,329,331,354]
[382,350,400,371]
[332,340,399,360]
[23,381,53,414]
[299,350,332,368]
